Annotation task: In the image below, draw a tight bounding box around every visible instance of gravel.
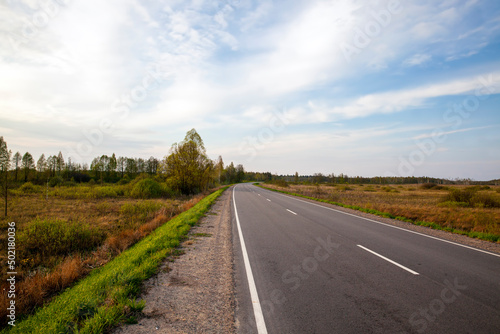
[113,188,235,334]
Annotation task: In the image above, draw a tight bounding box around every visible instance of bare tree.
[0,137,11,216]
[22,152,35,182]
[12,151,21,182]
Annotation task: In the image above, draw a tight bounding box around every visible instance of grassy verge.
[257,184,500,243]
[2,186,228,334]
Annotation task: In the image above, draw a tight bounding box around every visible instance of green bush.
[49,176,64,187]
[130,178,165,198]
[19,182,39,193]
[18,219,106,257]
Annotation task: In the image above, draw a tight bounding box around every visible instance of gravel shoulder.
[113,188,235,334]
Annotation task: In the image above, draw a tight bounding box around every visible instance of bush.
[117,177,130,185]
[471,192,500,208]
[443,188,500,208]
[130,178,165,198]
[420,183,445,190]
[18,219,106,257]
[48,176,63,187]
[19,182,39,193]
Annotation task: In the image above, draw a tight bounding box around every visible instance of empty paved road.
[232,184,500,334]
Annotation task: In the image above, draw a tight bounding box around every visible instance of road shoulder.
[113,188,235,333]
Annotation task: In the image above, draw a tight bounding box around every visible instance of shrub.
[443,188,500,208]
[130,178,165,198]
[338,185,353,191]
[445,188,475,204]
[91,186,119,199]
[420,183,445,190]
[18,219,106,258]
[471,192,500,208]
[19,182,39,193]
[117,177,130,185]
[49,176,64,187]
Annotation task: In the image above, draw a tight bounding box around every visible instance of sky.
[1,0,499,180]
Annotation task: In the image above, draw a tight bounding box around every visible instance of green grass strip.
[256,184,499,243]
[2,187,229,334]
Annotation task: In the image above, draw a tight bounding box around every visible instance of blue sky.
[1,0,499,180]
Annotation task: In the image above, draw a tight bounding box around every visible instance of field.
[261,182,500,241]
[0,178,209,327]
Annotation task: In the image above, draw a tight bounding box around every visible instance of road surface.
[232,183,500,334]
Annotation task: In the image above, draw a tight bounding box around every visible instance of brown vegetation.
[0,188,206,327]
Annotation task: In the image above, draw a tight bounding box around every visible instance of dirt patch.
[113,188,235,333]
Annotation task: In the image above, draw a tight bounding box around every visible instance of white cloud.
[403,53,432,67]
[335,71,499,119]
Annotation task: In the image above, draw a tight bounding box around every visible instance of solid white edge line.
[262,188,500,259]
[233,186,268,334]
[286,209,297,215]
[357,245,420,275]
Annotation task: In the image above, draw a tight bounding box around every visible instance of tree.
[236,164,245,183]
[37,154,47,173]
[108,153,117,178]
[294,172,299,184]
[125,158,137,175]
[215,156,224,184]
[22,152,35,182]
[117,156,126,178]
[164,128,213,194]
[56,151,65,175]
[224,162,236,183]
[99,155,109,183]
[12,151,21,182]
[90,157,103,181]
[0,137,11,216]
[146,156,159,175]
[136,158,145,174]
[36,154,47,181]
[47,155,57,177]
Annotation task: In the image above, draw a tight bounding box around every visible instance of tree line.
[0,130,253,215]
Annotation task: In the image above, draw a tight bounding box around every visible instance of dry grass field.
[0,181,205,326]
[263,183,500,239]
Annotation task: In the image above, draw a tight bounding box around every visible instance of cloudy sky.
[1,0,499,180]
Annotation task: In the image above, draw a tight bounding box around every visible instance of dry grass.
[0,187,206,327]
[264,183,500,238]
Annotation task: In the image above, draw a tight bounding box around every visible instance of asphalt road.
[232,183,500,334]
